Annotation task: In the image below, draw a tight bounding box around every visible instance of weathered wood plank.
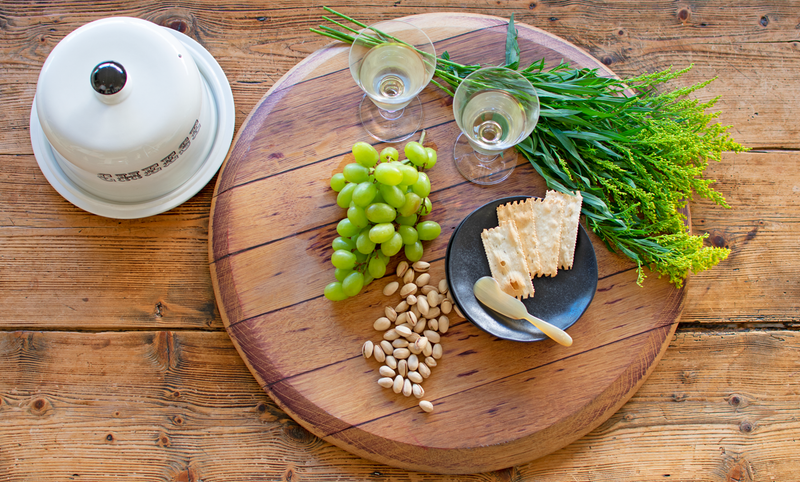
[684,151,800,323]
[0,0,797,331]
[2,151,796,329]
[0,0,796,154]
[0,0,797,479]
[2,154,798,329]
[0,330,796,480]
[0,155,221,330]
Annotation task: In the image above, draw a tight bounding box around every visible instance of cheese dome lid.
[34,17,203,173]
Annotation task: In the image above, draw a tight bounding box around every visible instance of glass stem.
[379,107,405,120]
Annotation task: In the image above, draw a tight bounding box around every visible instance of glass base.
[359,94,423,143]
[453,133,516,185]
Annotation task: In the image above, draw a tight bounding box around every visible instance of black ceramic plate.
[445,195,598,342]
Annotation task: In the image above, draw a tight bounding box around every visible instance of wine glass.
[349,20,436,143]
[452,67,540,185]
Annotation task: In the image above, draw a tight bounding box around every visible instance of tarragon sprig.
[312,8,746,287]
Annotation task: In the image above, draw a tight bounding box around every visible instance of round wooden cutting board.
[209,13,685,474]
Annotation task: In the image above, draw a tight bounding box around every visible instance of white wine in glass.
[349,20,436,143]
[453,67,540,185]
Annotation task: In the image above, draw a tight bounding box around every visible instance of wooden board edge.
[397,12,614,76]
[206,13,689,474]
[247,279,687,474]
[209,43,349,200]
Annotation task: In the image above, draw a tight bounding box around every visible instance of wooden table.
[1,1,797,480]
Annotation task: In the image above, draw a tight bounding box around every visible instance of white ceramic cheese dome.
[30,16,235,218]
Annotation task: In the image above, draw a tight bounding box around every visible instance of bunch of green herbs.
[312,8,746,287]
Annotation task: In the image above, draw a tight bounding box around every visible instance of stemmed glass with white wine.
[453,67,540,185]
[349,20,436,143]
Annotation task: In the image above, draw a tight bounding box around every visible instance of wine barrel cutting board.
[209,13,685,474]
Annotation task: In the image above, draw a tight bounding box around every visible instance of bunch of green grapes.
[324,141,442,301]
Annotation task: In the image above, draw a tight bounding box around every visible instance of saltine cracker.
[545,190,583,269]
[497,199,543,277]
[480,221,535,299]
[529,195,564,277]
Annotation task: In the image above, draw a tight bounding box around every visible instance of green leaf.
[505,14,520,70]
[311,9,747,288]
[562,129,630,143]
[549,127,583,164]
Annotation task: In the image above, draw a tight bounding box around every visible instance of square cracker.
[480,221,535,299]
[545,190,583,269]
[497,199,543,277]
[529,195,564,277]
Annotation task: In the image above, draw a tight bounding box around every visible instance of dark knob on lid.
[91,61,127,95]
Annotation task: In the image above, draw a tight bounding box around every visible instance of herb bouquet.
[313,8,746,287]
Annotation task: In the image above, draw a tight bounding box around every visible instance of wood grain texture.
[0,329,797,481]
[0,168,220,330]
[209,13,685,473]
[2,1,796,150]
[0,0,797,331]
[682,151,800,324]
[0,0,799,479]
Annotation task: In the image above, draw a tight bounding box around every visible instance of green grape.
[331,249,357,269]
[398,225,419,245]
[327,138,442,300]
[417,220,441,240]
[369,223,395,243]
[330,173,346,192]
[353,142,379,167]
[396,213,418,226]
[336,182,356,208]
[356,230,376,254]
[335,268,353,281]
[404,141,427,167]
[342,271,365,297]
[380,146,399,163]
[374,163,403,186]
[398,192,422,217]
[352,181,377,207]
[336,218,360,237]
[332,236,355,251]
[397,163,419,185]
[412,172,431,198]
[423,147,437,170]
[324,281,348,301]
[365,203,396,223]
[419,197,432,216]
[379,183,406,208]
[368,256,387,278]
[347,205,369,228]
[343,163,370,183]
[380,232,404,257]
[404,241,424,262]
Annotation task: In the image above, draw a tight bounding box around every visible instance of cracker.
[480,221,535,299]
[545,190,583,269]
[529,195,564,277]
[497,199,543,277]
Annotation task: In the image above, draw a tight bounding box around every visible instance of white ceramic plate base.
[29,27,235,219]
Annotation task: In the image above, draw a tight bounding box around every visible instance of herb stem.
[312,7,746,287]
